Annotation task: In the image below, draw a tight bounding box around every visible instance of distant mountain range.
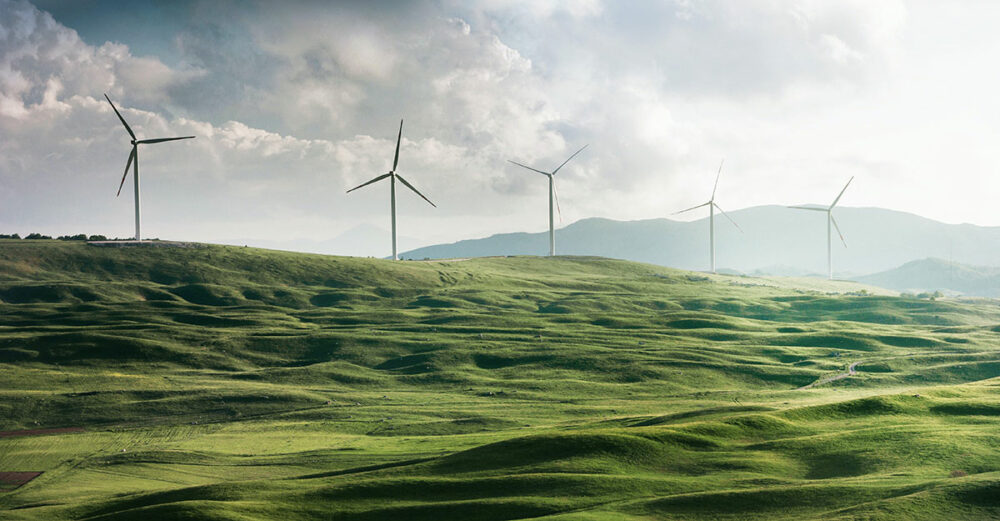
[855,258,1000,297]
[399,206,1000,278]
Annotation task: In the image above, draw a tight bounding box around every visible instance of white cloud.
[0,0,205,120]
[11,0,1000,255]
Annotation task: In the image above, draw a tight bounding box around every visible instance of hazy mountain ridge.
[855,258,1000,297]
[400,206,1000,276]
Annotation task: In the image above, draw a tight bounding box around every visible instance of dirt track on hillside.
[798,361,861,390]
[0,471,42,490]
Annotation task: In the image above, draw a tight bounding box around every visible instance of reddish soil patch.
[0,427,84,438]
[0,471,42,490]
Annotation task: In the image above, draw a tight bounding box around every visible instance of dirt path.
[0,427,84,438]
[0,471,42,490]
[798,361,861,390]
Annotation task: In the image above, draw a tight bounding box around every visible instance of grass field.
[2,239,1000,520]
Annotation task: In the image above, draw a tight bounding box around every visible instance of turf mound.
[2,241,1000,520]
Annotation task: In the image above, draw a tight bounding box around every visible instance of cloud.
[0,0,205,120]
[20,0,991,254]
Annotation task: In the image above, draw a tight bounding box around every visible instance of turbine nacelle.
[788,176,854,279]
[788,175,854,248]
[673,161,742,230]
[345,119,436,260]
[673,159,741,273]
[507,145,588,256]
[104,93,195,240]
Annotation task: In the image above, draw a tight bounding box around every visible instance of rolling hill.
[3,240,1000,519]
[399,206,1000,277]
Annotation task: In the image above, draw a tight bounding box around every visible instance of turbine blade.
[117,147,136,197]
[395,174,436,207]
[673,201,711,215]
[788,205,827,212]
[393,119,403,171]
[507,160,550,176]
[711,159,724,201]
[551,144,588,175]
[831,213,847,247]
[346,172,392,193]
[136,136,195,144]
[104,93,135,140]
[714,203,743,233]
[553,179,563,223]
[830,176,854,208]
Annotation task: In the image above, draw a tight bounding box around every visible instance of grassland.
[2,239,1000,520]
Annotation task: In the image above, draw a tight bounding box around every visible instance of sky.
[1,0,999,256]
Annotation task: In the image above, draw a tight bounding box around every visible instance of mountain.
[399,206,1000,276]
[855,258,1000,297]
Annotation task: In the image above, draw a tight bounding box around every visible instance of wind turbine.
[346,119,436,260]
[674,160,743,273]
[789,176,853,280]
[104,94,195,241]
[508,145,588,256]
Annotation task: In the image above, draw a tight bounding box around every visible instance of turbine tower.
[789,176,854,280]
[674,160,743,273]
[104,94,195,241]
[346,119,436,260]
[508,145,588,256]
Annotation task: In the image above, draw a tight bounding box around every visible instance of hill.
[399,206,1000,276]
[3,240,1000,520]
[855,258,1000,297]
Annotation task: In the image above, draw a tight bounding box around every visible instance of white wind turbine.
[346,119,436,260]
[508,145,588,256]
[789,176,854,280]
[674,160,743,273]
[105,94,195,241]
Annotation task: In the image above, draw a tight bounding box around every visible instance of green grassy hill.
[3,240,1000,520]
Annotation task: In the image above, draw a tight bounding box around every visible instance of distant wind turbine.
[789,176,854,280]
[508,145,588,256]
[104,94,195,241]
[346,119,436,260]
[674,160,743,273]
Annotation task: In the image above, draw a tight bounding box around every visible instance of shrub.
[951,470,968,478]
[916,291,944,300]
[24,233,52,240]
[57,234,88,241]
[0,233,20,239]
[88,235,108,241]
